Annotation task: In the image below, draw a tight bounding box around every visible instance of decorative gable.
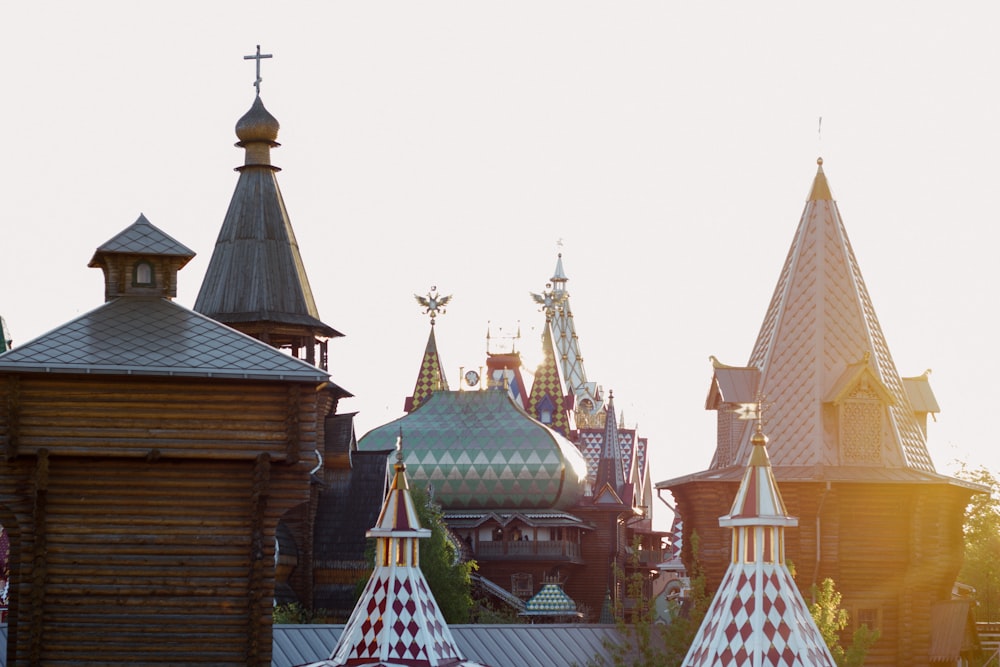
[824,355,896,465]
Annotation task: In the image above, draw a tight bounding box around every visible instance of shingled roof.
[194,95,341,339]
[0,296,327,382]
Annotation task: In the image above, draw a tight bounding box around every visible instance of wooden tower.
[0,215,327,665]
[659,159,981,665]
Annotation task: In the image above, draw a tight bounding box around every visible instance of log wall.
[0,373,323,666]
[672,478,972,667]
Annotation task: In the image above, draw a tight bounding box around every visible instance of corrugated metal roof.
[903,373,940,413]
[658,463,984,489]
[271,624,624,667]
[929,600,980,661]
[0,296,327,382]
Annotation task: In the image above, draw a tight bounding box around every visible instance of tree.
[409,485,476,623]
[587,531,712,667]
[955,463,1000,622]
[809,577,879,667]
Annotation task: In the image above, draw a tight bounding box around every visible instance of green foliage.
[808,578,879,667]
[955,463,1000,622]
[409,485,476,624]
[471,599,528,624]
[587,531,712,667]
[352,485,476,623]
[272,602,333,624]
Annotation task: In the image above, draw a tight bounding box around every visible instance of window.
[133,261,154,287]
[840,380,883,464]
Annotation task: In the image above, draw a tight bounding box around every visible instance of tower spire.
[305,436,490,667]
[194,54,344,374]
[405,288,452,413]
[682,423,835,666]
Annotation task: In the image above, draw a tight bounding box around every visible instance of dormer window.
[133,261,154,287]
[538,395,556,424]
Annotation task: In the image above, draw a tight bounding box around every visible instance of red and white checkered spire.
[303,442,490,667]
[682,426,836,667]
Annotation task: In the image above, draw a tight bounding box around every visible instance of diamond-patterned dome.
[358,389,588,510]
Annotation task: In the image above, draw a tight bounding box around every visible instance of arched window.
[133,261,154,287]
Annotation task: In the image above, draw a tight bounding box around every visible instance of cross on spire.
[243,44,273,95]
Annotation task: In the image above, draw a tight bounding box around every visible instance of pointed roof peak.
[405,325,450,412]
[684,420,835,666]
[808,156,833,201]
[551,253,568,284]
[311,432,491,667]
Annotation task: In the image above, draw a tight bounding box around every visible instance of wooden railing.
[474,540,581,560]
[979,622,1000,666]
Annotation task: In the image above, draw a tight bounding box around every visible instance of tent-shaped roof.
[89,213,195,264]
[731,159,935,476]
[682,428,835,667]
[526,322,572,436]
[405,327,450,413]
[522,582,581,619]
[303,449,490,667]
[194,95,341,339]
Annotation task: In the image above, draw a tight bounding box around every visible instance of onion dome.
[358,390,589,510]
[235,95,280,145]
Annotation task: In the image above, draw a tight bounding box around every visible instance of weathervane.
[244,44,273,96]
[732,394,769,433]
[414,286,452,326]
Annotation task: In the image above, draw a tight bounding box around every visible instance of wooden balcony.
[473,539,583,563]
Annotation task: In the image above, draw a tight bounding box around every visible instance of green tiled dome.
[358,389,588,510]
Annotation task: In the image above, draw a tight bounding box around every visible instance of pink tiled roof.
[722,160,936,476]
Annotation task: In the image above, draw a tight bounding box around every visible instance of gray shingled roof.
[91,213,195,260]
[271,624,626,667]
[0,296,328,382]
[194,162,341,337]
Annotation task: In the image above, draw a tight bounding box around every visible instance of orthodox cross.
[244,45,273,95]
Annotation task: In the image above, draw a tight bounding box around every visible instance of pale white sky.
[3,3,998,519]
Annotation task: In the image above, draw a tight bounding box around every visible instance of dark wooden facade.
[672,477,974,666]
[0,374,329,665]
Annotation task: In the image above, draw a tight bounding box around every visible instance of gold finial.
[414,286,452,326]
[808,157,832,201]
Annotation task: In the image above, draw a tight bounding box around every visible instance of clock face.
[464,370,480,387]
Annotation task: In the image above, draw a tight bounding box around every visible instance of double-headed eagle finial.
[530,282,567,322]
[414,286,452,326]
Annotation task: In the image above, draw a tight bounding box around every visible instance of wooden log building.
[0,83,352,664]
[658,159,982,665]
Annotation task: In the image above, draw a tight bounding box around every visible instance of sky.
[2,2,999,526]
